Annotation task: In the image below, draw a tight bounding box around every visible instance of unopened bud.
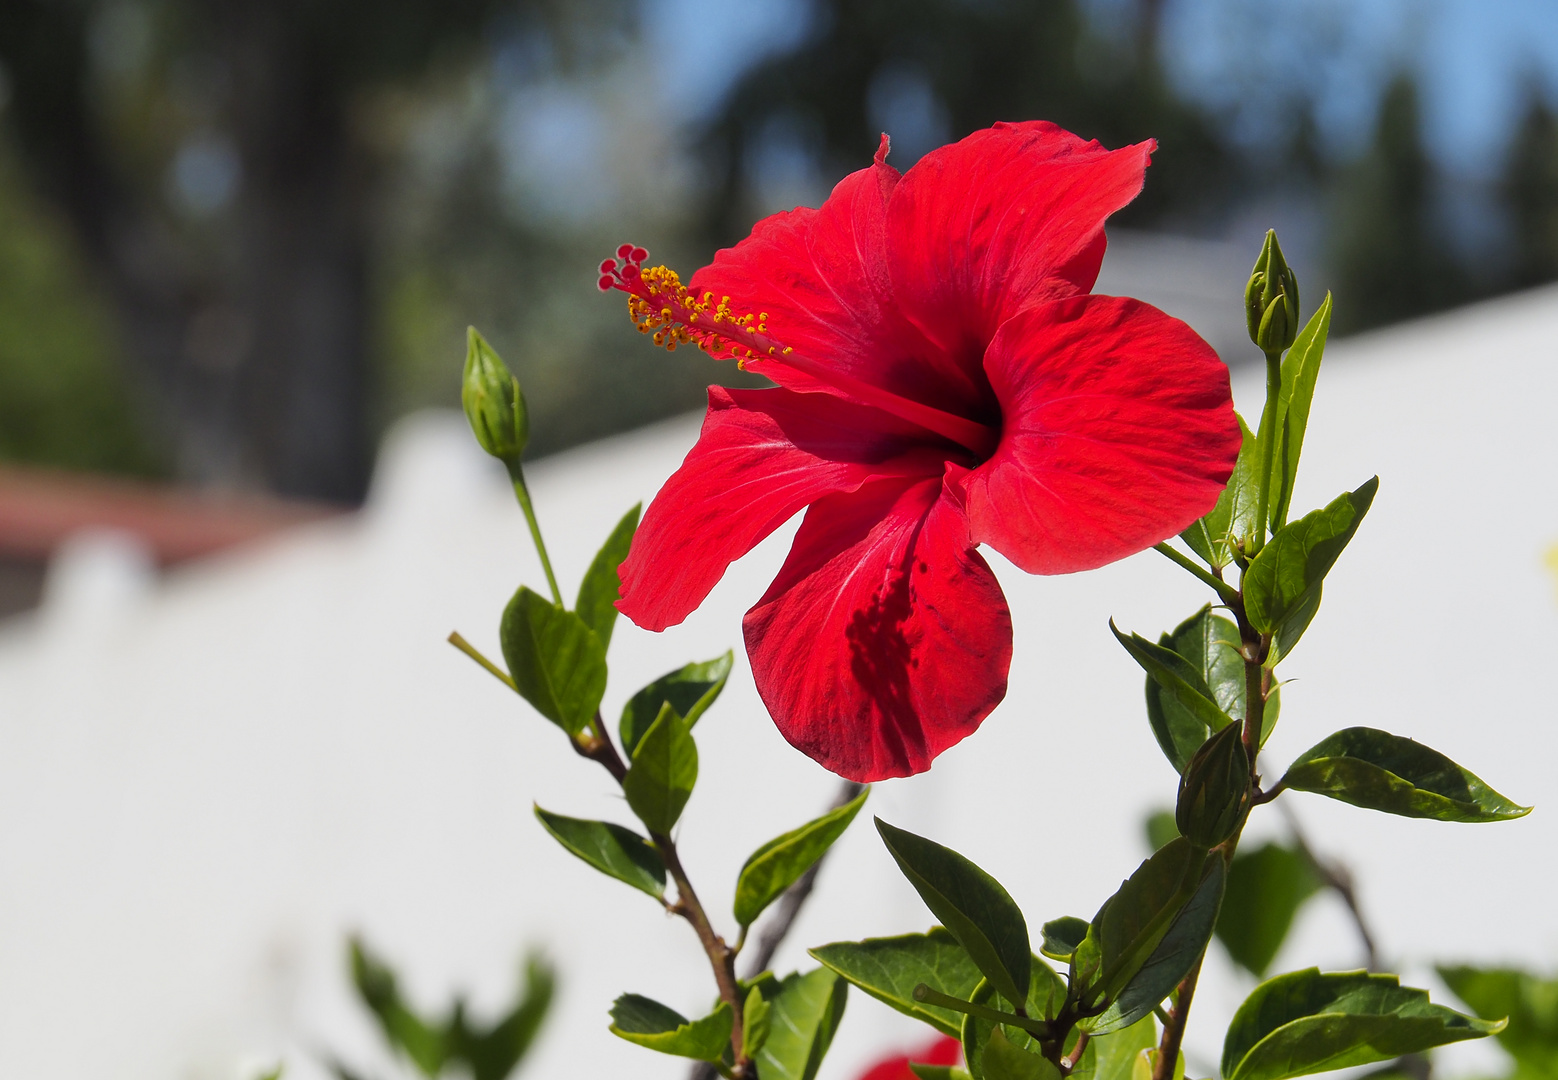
[1245,229,1300,353]
[462,327,528,465]
[1175,721,1251,849]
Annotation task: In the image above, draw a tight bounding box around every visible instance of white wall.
[1,284,1556,1080]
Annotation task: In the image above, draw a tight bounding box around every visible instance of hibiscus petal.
[887,121,1155,367]
[958,295,1241,575]
[743,476,1012,782]
[617,386,944,632]
[687,137,988,418]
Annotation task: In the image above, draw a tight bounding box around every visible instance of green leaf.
[1113,621,1235,773]
[609,994,733,1062]
[961,958,1071,1079]
[811,928,985,1038]
[1437,965,1558,1071]
[1215,843,1321,977]
[1269,295,1333,532]
[1183,413,1259,569]
[876,819,1032,1008]
[575,504,640,651]
[1079,1017,1157,1080]
[623,704,699,834]
[1088,856,1225,1034]
[532,806,666,900]
[1039,917,1090,962]
[350,937,449,1075]
[735,790,869,926]
[982,1028,1059,1080]
[1144,811,1180,853]
[456,955,555,1080]
[755,968,849,1080]
[619,653,734,758]
[1242,479,1378,636]
[1147,607,1279,760]
[1222,969,1504,1080]
[743,985,773,1058]
[1267,584,1322,666]
[1086,839,1207,1003]
[1281,727,1531,823]
[500,585,607,736]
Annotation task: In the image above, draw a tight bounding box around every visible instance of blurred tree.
[1328,76,1479,335]
[0,144,163,475]
[1502,92,1558,290]
[697,0,1237,244]
[0,0,628,501]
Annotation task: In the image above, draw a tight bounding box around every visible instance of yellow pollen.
[620,264,775,359]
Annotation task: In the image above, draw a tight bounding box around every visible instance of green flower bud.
[462,326,529,465]
[1175,721,1252,850]
[1245,229,1300,354]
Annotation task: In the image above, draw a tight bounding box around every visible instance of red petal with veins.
[887,121,1154,369]
[617,386,945,632]
[957,295,1240,575]
[743,476,1011,782]
[688,141,993,420]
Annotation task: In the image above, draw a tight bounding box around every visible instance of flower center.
[600,245,998,458]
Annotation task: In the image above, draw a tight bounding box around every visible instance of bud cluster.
[1176,721,1252,849]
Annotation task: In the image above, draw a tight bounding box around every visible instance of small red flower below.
[856,1035,963,1080]
[602,121,1240,783]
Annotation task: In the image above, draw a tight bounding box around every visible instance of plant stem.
[655,829,750,1076]
[447,631,517,692]
[1154,960,1203,1080]
[1153,543,1240,606]
[507,463,563,606]
[1250,348,1284,558]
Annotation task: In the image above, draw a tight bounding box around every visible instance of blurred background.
[3,0,1558,509]
[4,3,1558,1079]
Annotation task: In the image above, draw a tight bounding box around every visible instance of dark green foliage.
[876,819,1032,1008]
[1175,720,1251,850]
[1222,969,1504,1080]
[349,938,553,1080]
[811,929,986,1037]
[1081,839,1209,1004]
[1281,728,1530,822]
[1215,844,1322,977]
[1089,855,1224,1034]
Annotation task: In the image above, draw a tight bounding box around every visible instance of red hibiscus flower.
[599,121,1240,782]
[856,1034,963,1080]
